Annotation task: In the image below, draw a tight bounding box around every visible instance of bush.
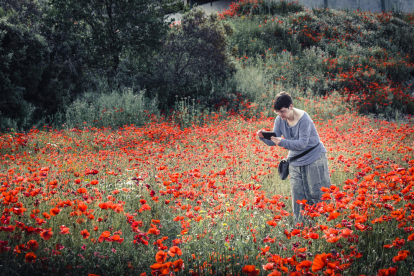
[64,83,159,129]
[219,0,304,18]
[141,8,235,110]
[223,3,414,117]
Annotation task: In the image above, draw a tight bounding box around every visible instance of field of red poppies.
[2,0,414,275]
[1,95,413,275]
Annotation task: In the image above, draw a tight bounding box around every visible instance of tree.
[0,0,86,130]
[142,8,235,109]
[0,16,49,127]
[47,0,177,80]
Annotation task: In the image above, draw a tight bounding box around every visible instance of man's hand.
[256,129,265,138]
[271,136,282,146]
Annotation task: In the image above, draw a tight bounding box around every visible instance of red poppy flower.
[260,246,270,255]
[312,253,329,272]
[168,246,182,257]
[60,225,70,235]
[268,271,281,276]
[266,220,277,227]
[78,203,88,212]
[150,262,172,275]
[26,240,39,250]
[77,188,87,194]
[242,265,260,276]
[172,259,184,272]
[25,252,36,263]
[40,228,53,240]
[140,204,151,212]
[392,250,410,262]
[81,229,90,239]
[309,233,319,239]
[378,267,398,276]
[296,260,312,271]
[50,207,60,216]
[262,263,274,271]
[98,202,108,210]
[155,250,168,264]
[148,228,160,235]
[340,228,353,238]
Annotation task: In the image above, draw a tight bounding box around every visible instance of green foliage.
[0,0,43,29]
[0,0,88,131]
[225,4,414,117]
[142,8,236,110]
[0,17,49,128]
[46,0,171,79]
[2,0,414,130]
[226,0,304,17]
[64,82,159,129]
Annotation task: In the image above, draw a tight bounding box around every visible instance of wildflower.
[26,240,39,250]
[392,250,410,262]
[77,188,87,194]
[168,246,182,257]
[148,228,160,235]
[50,207,60,216]
[242,265,259,276]
[309,233,319,239]
[81,229,90,239]
[340,228,353,238]
[150,262,171,275]
[260,246,270,255]
[25,252,36,263]
[60,225,70,235]
[40,228,53,240]
[312,253,329,272]
[296,260,312,272]
[155,250,168,264]
[378,267,398,275]
[172,259,184,272]
[262,263,274,271]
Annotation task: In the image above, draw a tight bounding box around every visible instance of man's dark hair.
[274,91,292,111]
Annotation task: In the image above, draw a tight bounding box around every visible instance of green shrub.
[220,0,303,18]
[141,8,235,110]
[64,84,159,129]
[224,4,414,117]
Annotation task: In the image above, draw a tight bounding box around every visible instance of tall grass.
[64,85,159,129]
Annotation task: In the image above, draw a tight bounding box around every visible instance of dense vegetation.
[1,0,414,131]
[1,1,414,276]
